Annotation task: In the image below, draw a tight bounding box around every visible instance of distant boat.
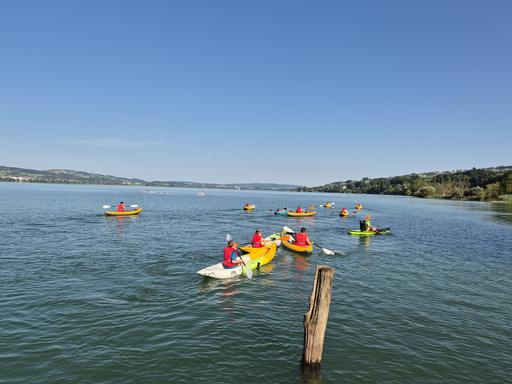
[198,192,205,196]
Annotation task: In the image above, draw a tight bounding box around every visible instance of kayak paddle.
[283,226,335,255]
[103,204,138,209]
[226,234,253,279]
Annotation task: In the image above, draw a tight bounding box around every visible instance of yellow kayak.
[244,205,255,210]
[105,208,142,216]
[286,211,316,217]
[324,204,331,208]
[280,231,313,253]
[197,242,277,278]
[339,211,349,216]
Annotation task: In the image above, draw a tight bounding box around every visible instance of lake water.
[1,183,511,383]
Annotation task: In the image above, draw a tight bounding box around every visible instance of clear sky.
[1,1,510,186]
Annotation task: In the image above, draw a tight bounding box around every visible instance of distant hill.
[297,166,512,202]
[0,166,300,190]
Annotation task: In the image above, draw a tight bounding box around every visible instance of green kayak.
[347,228,391,236]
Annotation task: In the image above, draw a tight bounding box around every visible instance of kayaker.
[245,203,250,208]
[222,240,244,269]
[117,202,125,212]
[296,206,303,213]
[363,216,376,232]
[294,227,313,247]
[251,230,266,248]
[341,207,348,214]
[356,204,362,209]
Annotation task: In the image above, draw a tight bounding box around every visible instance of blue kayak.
[274,208,289,215]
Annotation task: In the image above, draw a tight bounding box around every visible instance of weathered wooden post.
[301,265,335,375]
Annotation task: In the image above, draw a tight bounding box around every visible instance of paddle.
[283,226,335,255]
[226,234,253,279]
[103,204,138,209]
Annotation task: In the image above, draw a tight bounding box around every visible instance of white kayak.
[197,243,277,279]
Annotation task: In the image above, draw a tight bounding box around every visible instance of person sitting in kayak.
[356,204,362,209]
[245,203,250,208]
[293,227,313,247]
[341,207,348,215]
[362,216,376,232]
[251,230,266,248]
[222,240,244,269]
[296,206,303,213]
[117,202,125,212]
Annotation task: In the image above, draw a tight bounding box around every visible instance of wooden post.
[301,265,335,374]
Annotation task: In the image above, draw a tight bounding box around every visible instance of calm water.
[1,183,511,383]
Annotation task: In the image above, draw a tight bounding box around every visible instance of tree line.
[297,167,512,201]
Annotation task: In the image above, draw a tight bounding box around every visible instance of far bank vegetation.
[298,167,512,202]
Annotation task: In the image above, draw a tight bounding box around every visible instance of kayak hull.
[280,231,313,253]
[197,243,277,279]
[347,228,391,236]
[339,212,349,216]
[105,208,142,216]
[286,211,316,217]
[324,204,331,208]
[274,209,289,214]
[244,205,255,210]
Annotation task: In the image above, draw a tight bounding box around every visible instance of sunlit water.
[1,183,511,383]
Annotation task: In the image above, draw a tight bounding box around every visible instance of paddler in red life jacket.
[296,206,303,213]
[222,240,244,269]
[245,203,250,208]
[294,227,313,247]
[250,230,266,248]
[117,202,125,212]
[341,208,347,214]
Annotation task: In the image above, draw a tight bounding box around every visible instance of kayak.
[324,204,331,208]
[197,242,277,279]
[287,211,316,217]
[347,228,391,236]
[240,232,282,253]
[280,230,313,253]
[339,211,349,216]
[355,206,362,209]
[274,209,289,214]
[244,205,255,210]
[105,208,142,216]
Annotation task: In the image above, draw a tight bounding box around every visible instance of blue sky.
[1,1,510,186]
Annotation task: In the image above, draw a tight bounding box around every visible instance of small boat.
[324,204,331,208]
[280,230,313,253]
[286,211,316,217]
[240,233,282,253]
[244,205,255,210]
[347,228,391,236]
[355,205,362,209]
[105,208,142,216]
[274,208,289,214]
[197,242,277,279]
[339,211,349,216]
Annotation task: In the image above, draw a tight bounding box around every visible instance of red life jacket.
[252,234,263,248]
[296,207,303,213]
[295,233,308,246]
[117,205,125,212]
[223,247,238,267]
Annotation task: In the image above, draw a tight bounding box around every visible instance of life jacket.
[252,234,263,248]
[295,233,308,246]
[117,205,125,212]
[296,207,303,213]
[341,209,347,213]
[223,247,238,267]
